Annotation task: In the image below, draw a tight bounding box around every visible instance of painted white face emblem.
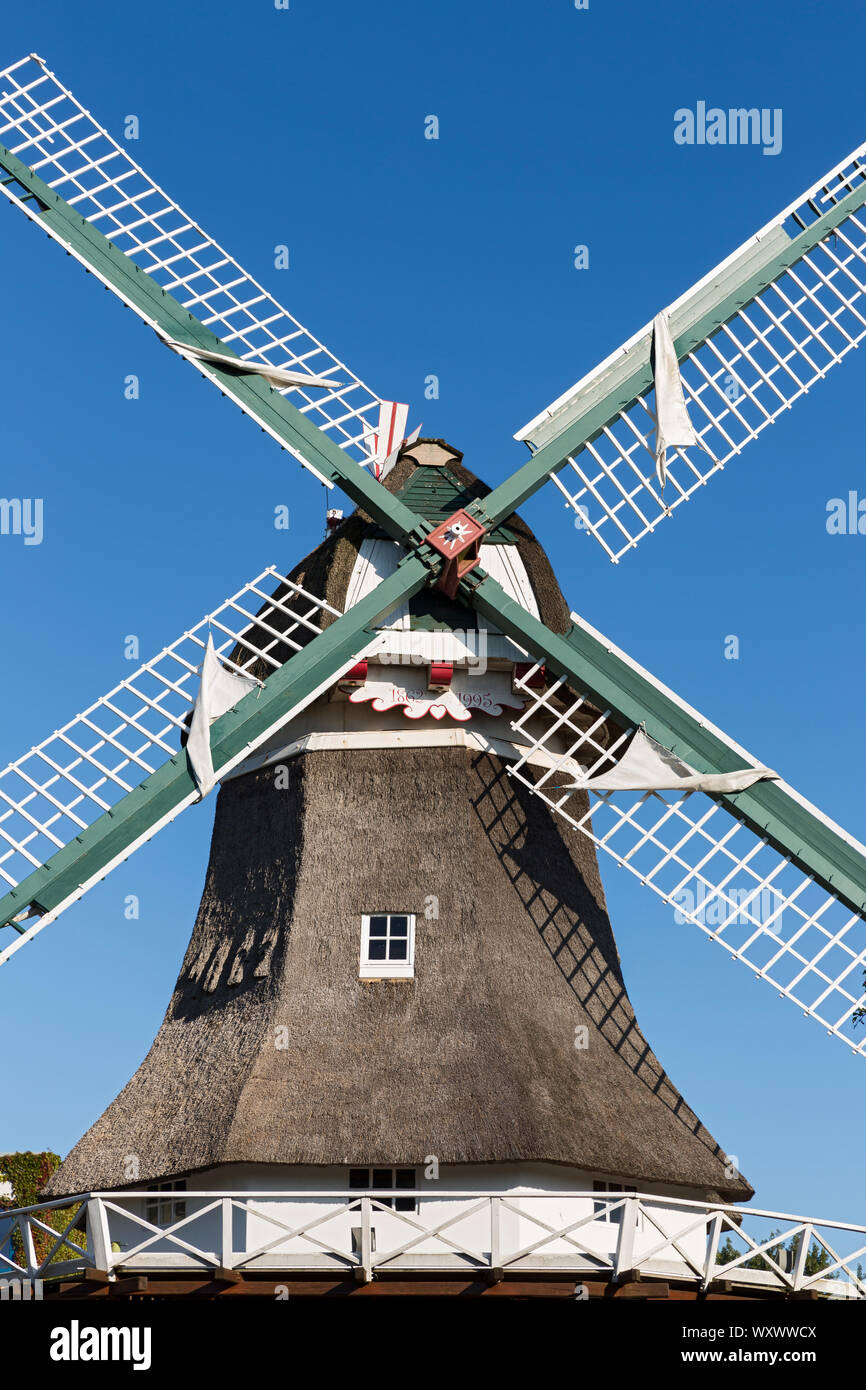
[441,520,473,552]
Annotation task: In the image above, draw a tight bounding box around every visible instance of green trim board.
[471,181,866,529]
[0,557,430,934]
[468,570,866,917]
[0,142,427,548]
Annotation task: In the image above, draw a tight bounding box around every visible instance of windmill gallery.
[2,54,866,1302]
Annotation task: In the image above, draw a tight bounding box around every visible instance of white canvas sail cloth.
[567,728,778,795]
[363,401,410,479]
[652,311,714,489]
[380,422,422,482]
[187,637,261,798]
[160,335,345,391]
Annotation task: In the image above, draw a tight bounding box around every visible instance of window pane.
[368,916,388,937]
[394,1170,414,1189]
[349,1168,369,1190]
[395,1197,415,1212]
[368,939,387,960]
[388,938,408,961]
[372,1169,391,1189]
[389,916,408,936]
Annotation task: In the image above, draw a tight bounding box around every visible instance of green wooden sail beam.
[0,141,426,548]
[467,569,866,917]
[0,556,430,957]
[468,180,866,531]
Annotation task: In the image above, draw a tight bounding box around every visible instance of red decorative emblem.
[426,509,486,598]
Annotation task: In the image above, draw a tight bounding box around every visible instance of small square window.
[593,1180,636,1222]
[145,1179,187,1227]
[347,1167,417,1212]
[360,914,416,978]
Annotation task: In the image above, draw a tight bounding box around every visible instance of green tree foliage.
[716,1228,832,1277]
[0,1151,86,1270]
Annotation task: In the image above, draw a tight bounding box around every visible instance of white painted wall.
[104,1163,720,1276]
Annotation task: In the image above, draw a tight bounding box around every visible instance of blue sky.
[1,0,865,1223]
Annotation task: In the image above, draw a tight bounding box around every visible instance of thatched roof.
[45,443,751,1201]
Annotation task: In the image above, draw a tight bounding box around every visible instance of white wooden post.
[791,1224,813,1292]
[86,1198,113,1273]
[21,1216,38,1280]
[701,1209,723,1286]
[490,1197,501,1270]
[359,1196,373,1283]
[221,1198,234,1271]
[614,1197,638,1278]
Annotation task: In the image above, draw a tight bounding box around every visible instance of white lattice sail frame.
[517,139,866,560]
[507,618,866,1056]
[0,569,363,966]
[0,54,384,467]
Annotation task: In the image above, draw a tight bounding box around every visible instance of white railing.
[1,1191,864,1297]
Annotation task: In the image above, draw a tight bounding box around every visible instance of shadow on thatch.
[470,751,730,1172]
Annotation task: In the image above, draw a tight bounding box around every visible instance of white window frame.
[593,1180,638,1226]
[360,913,416,979]
[145,1179,187,1227]
[348,1166,418,1212]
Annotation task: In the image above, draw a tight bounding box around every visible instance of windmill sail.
[495,141,866,560]
[0,55,375,456]
[0,559,427,967]
[470,573,866,1056]
[0,54,419,538]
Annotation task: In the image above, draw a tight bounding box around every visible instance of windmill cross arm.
[467,569,866,917]
[0,555,430,965]
[470,146,866,556]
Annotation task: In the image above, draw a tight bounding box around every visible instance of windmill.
[2,53,866,1295]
